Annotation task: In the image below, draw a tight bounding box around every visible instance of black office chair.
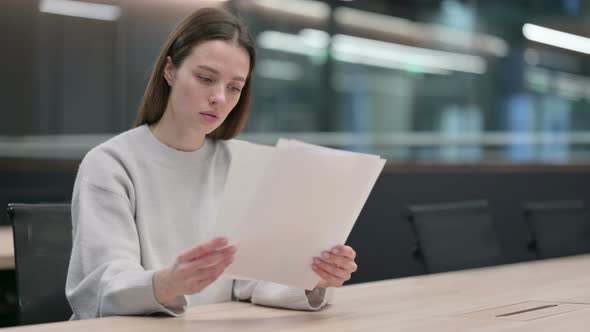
[406,200,505,273]
[524,200,590,259]
[8,203,72,325]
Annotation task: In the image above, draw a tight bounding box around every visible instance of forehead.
[183,40,250,78]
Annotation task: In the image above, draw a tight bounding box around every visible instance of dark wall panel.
[0,0,36,135]
[347,166,590,283]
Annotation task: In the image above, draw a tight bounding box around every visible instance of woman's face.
[164,40,250,135]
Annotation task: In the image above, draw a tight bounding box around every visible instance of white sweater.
[66,125,331,319]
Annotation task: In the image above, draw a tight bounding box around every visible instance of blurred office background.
[1,0,590,163]
[1,0,590,327]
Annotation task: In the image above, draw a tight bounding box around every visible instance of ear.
[163,56,176,86]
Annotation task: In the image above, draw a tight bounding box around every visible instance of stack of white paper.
[209,139,386,289]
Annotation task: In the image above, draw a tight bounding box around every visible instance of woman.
[66,7,357,319]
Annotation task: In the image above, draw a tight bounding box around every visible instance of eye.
[197,75,213,84]
[229,86,242,93]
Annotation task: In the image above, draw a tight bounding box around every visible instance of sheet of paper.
[207,140,275,238]
[211,139,385,289]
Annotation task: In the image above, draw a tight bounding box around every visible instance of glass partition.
[1,0,589,163]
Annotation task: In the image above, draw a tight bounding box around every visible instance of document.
[209,139,386,289]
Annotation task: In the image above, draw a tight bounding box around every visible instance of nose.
[208,85,226,106]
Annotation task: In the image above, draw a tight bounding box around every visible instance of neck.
[149,108,206,152]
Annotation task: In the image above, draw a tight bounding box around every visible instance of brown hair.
[135,7,256,140]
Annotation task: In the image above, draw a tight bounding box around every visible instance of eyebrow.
[197,65,247,82]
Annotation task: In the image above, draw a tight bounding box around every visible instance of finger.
[312,264,346,287]
[186,273,220,294]
[185,262,228,293]
[312,264,338,282]
[179,248,235,277]
[313,257,350,280]
[197,261,229,281]
[330,245,356,259]
[178,238,230,262]
[193,246,236,268]
[320,251,358,272]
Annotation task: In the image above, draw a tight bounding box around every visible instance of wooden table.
[0,226,14,270]
[3,254,590,331]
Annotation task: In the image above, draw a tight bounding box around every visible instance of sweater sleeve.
[233,280,333,311]
[66,178,187,319]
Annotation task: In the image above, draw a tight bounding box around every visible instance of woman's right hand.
[153,237,236,305]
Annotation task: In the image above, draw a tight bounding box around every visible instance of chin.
[206,125,222,135]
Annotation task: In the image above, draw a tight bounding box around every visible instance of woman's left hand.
[312,245,357,288]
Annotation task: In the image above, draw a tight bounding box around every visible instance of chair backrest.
[524,200,590,259]
[406,200,504,273]
[8,203,72,325]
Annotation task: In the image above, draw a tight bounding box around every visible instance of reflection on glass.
[0,0,589,164]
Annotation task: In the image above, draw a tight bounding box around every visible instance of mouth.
[198,112,219,124]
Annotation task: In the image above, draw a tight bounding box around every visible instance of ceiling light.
[523,23,590,55]
[39,0,121,21]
